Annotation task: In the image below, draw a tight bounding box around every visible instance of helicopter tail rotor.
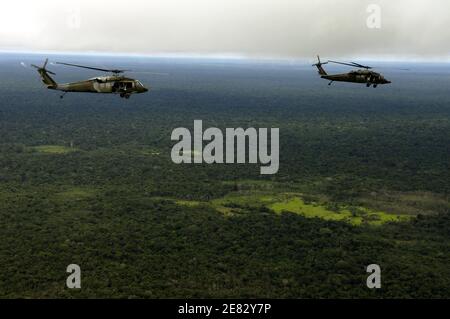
[312,55,328,76]
[31,59,56,75]
[32,58,57,88]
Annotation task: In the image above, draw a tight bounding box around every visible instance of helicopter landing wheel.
[120,93,125,98]
[373,84,378,88]
[125,94,130,99]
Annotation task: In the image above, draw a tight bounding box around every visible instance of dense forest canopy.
[0,54,449,298]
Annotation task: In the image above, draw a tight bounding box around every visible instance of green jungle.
[0,56,449,298]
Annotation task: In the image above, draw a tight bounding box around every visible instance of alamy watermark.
[171,120,279,175]
[366,264,381,289]
[66,264,81,289]
[66,5,82,30]
[366,4,382,29]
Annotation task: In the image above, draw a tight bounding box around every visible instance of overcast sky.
[1,0,449,60]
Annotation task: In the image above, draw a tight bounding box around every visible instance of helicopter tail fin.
[312,55,328,76]
[31,59,58,89]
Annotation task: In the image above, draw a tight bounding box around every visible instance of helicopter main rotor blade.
[329,60,372,69]
[55,62,130,74]
[329,60,410,71]
[350,62,373,69]
[127,71,169,76]
[375,66,410,71]
[328,60,357,67]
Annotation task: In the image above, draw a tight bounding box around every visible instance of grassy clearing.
[171,187,411,226]
[269,197,410,226]
[31,145,77,154]
[211,192,275,207]
[270,198,362,225]
[138,148,161,156]
[55,187,96,201]
[175,200,202,207]
[156,179,424,226]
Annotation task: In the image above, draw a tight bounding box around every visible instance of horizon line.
[1,49,450,64]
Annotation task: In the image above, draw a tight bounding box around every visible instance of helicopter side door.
[93,78,114,93]
[113,81,134,92]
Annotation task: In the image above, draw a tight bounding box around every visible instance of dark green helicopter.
[32,59,149,99]
[313,55,392,88]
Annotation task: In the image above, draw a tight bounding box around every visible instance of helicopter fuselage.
[312,57,392,87]
[321,69,391,86]
[50,76,148,97]
[33,59,149,99]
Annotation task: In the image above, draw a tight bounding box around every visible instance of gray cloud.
[1,0,449,59]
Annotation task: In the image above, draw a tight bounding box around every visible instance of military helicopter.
[312,56,392,88]
[32,59,149,99]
